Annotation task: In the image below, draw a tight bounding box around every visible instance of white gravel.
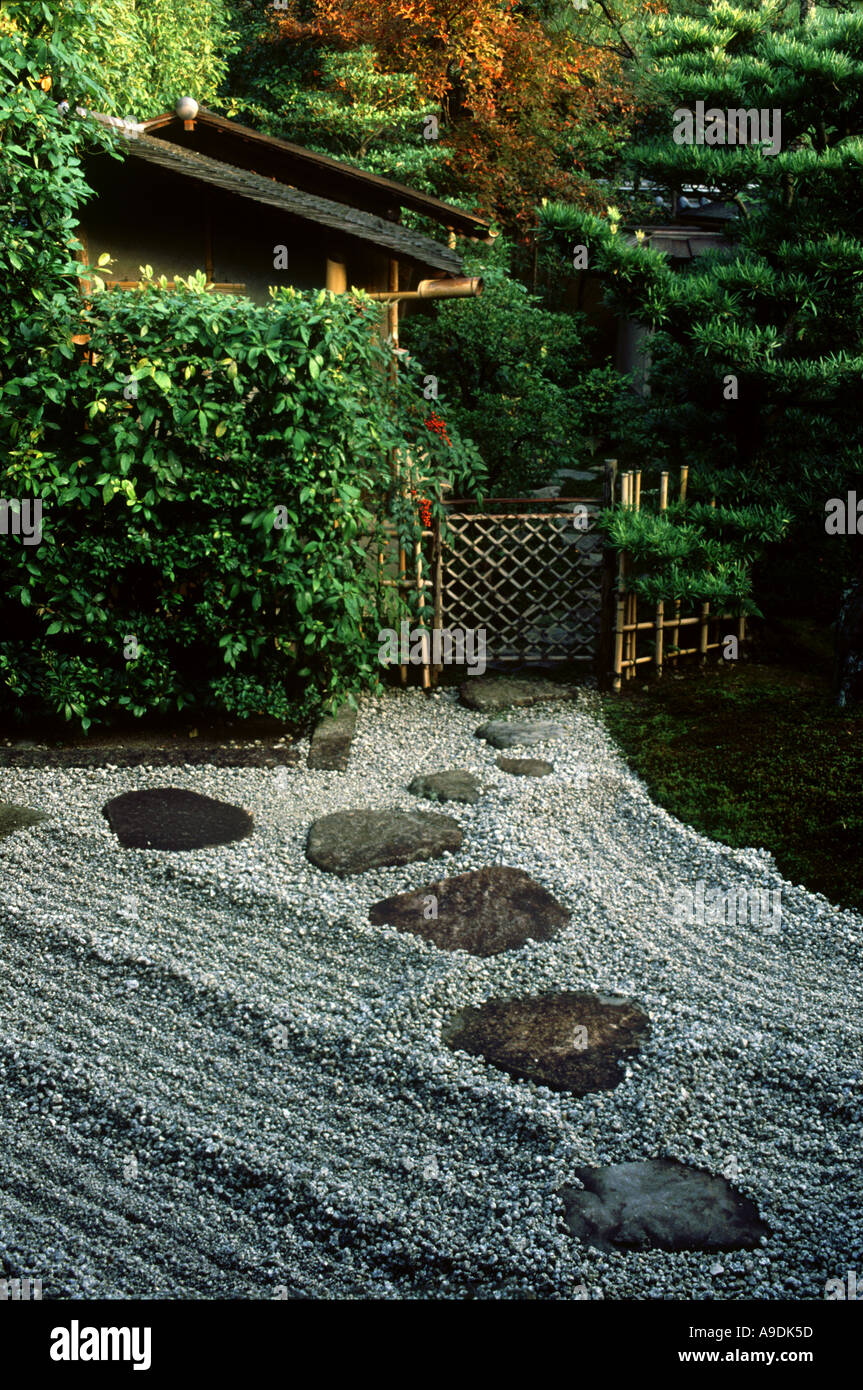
[0,687,860,1300]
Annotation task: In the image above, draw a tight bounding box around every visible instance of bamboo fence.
[609,461,747,692]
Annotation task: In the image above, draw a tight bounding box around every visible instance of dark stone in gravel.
[495,756,554,777]
[307,704,357,771]
[444,991,649,1094]
[476,720,565,749]
[460,676,577,713]
[0,801,48,839]
[560,1159,770,1253]
[103,787,254,850]
[306,808,462,875]
[408,770,480,804]
[369,865,568,956]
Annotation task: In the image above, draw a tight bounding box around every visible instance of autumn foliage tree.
[268,0,635,232]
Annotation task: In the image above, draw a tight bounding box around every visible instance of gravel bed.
[0,687,860,1300]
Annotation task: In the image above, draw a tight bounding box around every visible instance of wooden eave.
[140,109,493,242]
[100,128,464,276]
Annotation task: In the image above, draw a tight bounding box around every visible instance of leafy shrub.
[401,240,640,496]
[0,271,482,731]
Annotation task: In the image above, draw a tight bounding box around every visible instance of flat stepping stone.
[560,1159,769,1253]
[476,720,565,749]
[408,770,480,804]
[0,801,48,840]
[307,703,357,771]
[369,865,568,956]
[443,991,649,1094]
[102,788,253,850]
[495,756,553,777]
[306,808,462,875]
[460,676,576,713]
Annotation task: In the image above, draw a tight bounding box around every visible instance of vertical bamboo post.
[383,259,409,685]
[699,601,710,664]
[656,470,669,678]
[626,471,641,680]
[613,470,630,692]
[432,511,443,687]
[597,459,618,689]
[416,533,429,689]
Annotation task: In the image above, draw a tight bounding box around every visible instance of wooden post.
[432,512,443,687]
[614,471,631,692]
[679,464,689,504]
[326,258,347,294]
[398,532,408,686]
[203,204,214,285]
[626,472,640,680]
[382,258,407,683]
[699,602,710,664]
[387,258,399,349]
[416,534,429,690]
[656,470,669,678]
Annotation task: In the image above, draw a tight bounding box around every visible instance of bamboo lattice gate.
[436,497,605,669]
[377,459,747,688]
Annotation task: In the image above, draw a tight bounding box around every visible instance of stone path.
[442,991,651,1095]
[0,675,858,1298]
[103,787,254,851]
[408,770,480,804]
[560,1159,769,1253]
[369,865,568,957]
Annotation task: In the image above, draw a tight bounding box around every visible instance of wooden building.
[77,101,492,312]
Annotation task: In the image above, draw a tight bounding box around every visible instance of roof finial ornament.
[175,96,199,130]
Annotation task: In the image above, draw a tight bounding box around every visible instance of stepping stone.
[443,991,649,1094]
[495,756,553,777]
[0,801,48,840]
[308,703,357,771]
[476,720,565,749]
[408,770,480,804]
[460,676,576,713]
[560,1159,769,1253]
[102,788,253,850]
[369,865,568,957]
[306,808,462,876]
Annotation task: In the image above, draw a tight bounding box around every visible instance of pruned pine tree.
[538,0,863,700]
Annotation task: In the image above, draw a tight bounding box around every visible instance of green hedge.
[0,275,482,730]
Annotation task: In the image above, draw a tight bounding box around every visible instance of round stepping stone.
[495,756,553,777]
[102,787,253,850]
[408,770,480,805]
[443,991,649,1094]
[0,801,48,840]
[560,1159,769,1253]
[369,865,568,956]
[306,808,462,876]
[461,676,576,713]
[476,720,565,749]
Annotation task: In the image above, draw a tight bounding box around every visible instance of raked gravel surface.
[0,687,861,1300]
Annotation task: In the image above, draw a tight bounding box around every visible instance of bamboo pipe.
[365,276,484,301]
